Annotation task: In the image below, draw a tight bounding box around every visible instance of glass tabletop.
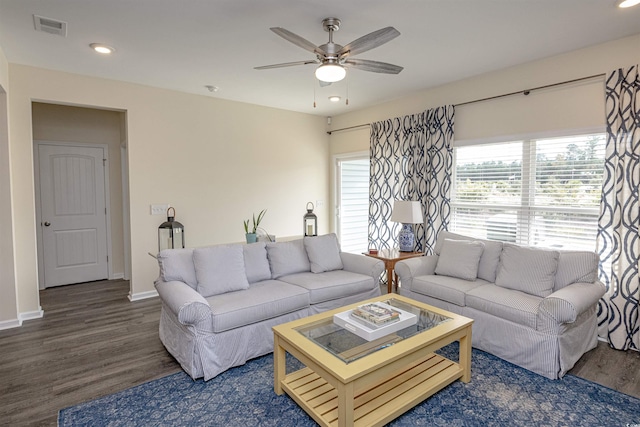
[295,298,452,364]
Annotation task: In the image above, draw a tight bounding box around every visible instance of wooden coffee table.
[272,294,473,427]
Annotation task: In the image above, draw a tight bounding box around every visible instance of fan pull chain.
[313,78,317,108]
[346,74,349,106]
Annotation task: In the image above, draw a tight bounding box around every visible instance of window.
[451,133,605,251]
[336,156,370,253]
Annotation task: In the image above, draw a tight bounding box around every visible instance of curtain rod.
[326,73,606,135]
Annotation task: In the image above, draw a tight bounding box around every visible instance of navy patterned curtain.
[597,65,640,351]
[369,105,454,254]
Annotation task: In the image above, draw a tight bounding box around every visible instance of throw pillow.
[193,245,250,297]
[434,239,485,281]
[266,239,311,279]
[304,233,344,273]
[157,248,197,289]
[495,243,559,297]
[242,242,272,283]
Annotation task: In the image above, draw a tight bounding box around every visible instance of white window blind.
[451,133,605,251]
[337,158,370,253]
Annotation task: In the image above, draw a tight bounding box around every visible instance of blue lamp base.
[398,223,415,252]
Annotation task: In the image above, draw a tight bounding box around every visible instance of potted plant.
[243,209,266,243]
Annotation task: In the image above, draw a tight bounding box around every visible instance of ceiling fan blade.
[270,27,325,56]
[254,60,318,70]
[344,58,403,74]
[337,27,400,58]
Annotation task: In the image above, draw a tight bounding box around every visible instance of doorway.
[32,103,127,289]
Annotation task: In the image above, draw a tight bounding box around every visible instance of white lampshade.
[390,200,423,224]
[315,63,346,83]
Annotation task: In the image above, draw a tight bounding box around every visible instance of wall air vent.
[33,15,67,37]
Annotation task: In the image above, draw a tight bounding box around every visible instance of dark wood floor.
[0,280,638,426]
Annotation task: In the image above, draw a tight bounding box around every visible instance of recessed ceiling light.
[90,43,115,54]
[617,0,640,7]
[328,96,341,102]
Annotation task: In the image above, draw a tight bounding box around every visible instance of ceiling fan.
[255,17,403,84]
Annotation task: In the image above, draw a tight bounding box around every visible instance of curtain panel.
[597,64,640,351]
[368,105,454,254]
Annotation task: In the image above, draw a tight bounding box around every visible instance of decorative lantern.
[303,202,317,236]
[158,207,185,252]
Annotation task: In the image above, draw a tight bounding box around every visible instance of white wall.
[328,33,640,231]
[0,44,19,327]
[8,65,328,316]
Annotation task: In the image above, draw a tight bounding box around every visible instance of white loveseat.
[154,233,384,380]
[395,231,606,379]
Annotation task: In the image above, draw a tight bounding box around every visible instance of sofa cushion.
[266,239,311,279]
[193,245,249,297]
[466,284,542,329]
[435,231,503,282]
[304,233,344,273]
[242,242,272,283]
[411,274,489,306]
[279,270,375,304]
[554,251,599,291]
[495,243,559,297]
[435,238,485,281]
[157,248,197,289]
[207,280,310,333]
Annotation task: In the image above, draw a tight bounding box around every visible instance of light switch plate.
[150,204,170,215]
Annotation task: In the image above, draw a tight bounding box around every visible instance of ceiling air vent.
[33,15,67,37]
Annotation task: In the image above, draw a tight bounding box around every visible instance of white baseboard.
[0,318,22,331]
[128,290,158,301]
[20,307,44,322]
[110,272,125,280]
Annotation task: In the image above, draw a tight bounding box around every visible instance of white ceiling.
[1,0,639,117]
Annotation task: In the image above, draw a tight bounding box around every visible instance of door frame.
[33,140,113,289]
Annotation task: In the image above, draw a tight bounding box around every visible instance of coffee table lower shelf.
[281,352,462,427]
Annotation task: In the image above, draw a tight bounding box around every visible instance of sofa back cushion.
[435,231,503,282]
[242,242,272,283]
[157,248,198,289]
[266,239,311,279]
[193,244,250,297]
[435,238,485,281]
[495,243,559,297]
[554,251,599,291]
[304,233,344,273]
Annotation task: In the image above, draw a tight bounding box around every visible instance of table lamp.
[390,200,423,252]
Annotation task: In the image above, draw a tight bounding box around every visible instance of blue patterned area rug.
[59,345,640,426]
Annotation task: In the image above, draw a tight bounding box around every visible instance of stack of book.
[350,303,401,329]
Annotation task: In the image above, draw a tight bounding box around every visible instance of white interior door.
[38,144,109,287]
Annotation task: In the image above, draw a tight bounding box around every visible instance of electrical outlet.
[316,200,324,208]
[150,204,170,215]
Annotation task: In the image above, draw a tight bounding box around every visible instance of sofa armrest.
[394,255,438,292]
[539,280,606,324]
[155,279,212,326]
[340,252,385,281]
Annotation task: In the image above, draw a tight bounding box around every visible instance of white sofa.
[154,233,384,380]
[395,231,606,379]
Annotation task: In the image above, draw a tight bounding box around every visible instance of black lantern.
[158,207,185,252]
[303,202,317,236]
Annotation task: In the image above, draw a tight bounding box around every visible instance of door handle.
[43,221,51,227]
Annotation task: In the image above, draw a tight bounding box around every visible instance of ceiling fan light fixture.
[315,63,346,83]
[617,0,640,7]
